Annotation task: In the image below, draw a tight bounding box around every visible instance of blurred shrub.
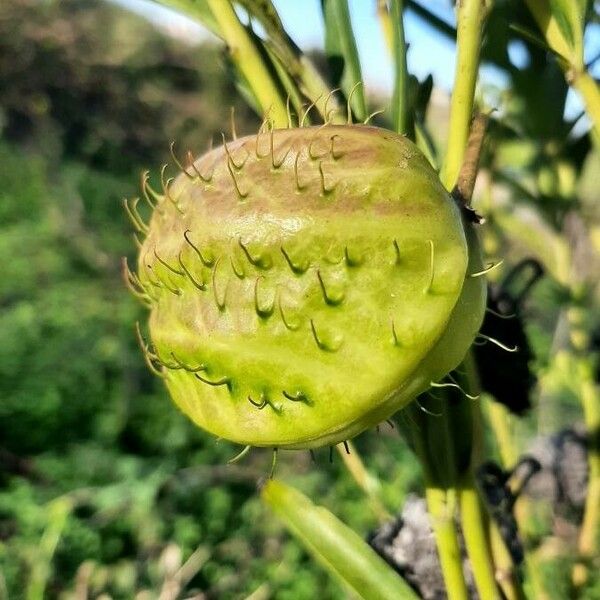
[0,0,258,173]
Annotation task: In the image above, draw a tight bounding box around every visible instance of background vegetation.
[0,0,599,598]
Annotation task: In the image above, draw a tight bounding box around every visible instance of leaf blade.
[321,0,367,121]
[261,479,419,600]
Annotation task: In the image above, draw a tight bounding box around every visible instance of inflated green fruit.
[127,124,486,449]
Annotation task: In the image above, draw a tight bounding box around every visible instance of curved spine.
[280,245,309,275]
[239,239,272,270]
[178,252,207,291]
[195,372,231,388]
[317,270,345,306]
[254,277,275,319]
[183,230,214,267]
[211,256,228,311]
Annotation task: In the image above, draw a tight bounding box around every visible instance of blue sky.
[113,0,464,93]
[113,0,600,120]
[272,0,461,93]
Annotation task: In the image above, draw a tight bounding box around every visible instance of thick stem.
[458,355,503,600]
[206,0,288,127]
[458,478,500,600]
[441,0,488,190]
[425,487,470,600]
[409,418,470,600]
[573,363,600,587]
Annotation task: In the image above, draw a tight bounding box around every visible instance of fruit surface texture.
[131,124,485,449]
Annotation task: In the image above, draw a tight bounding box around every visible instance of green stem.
[390,0,410,135]
[458,477,501,600]
[409,413,470,600]
[485,400,519,468]
[483,400,553,598]
[488,521,527,600]
[573,361,600,587]
[441,0,488,190]
[458,355,503,600]
[206,0,288,127]
[297,56,346,123]
[425,487,469,600]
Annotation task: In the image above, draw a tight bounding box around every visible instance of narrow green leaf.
[261,479,419,600]
[525,0,584,67]
[508,23,558,57]
[549,0,587,61]
[321,0,367,121]
[236,0,344,122]
[237,0,286,39]
[149,0,220,37]
[206,0,288,126]
[262,42,305,125]
[549,0,576,48]
[389,0,410,135]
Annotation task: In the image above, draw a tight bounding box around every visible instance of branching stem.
[441,0,489,190]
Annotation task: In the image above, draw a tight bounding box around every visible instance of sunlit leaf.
[321,0,367,121]
[150,0,220,37]
[261,479,419,600]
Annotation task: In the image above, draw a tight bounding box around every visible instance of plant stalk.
[322,0,367,122]
[485,400,519,468]
[206,0,288,127]
[426,486,470,600]
[458,476,500,600]
[441,0,489,190]
[390,0,410,135]
[408,406,470,600]
[573,361,600,587]
[488,521,526,600]
[457,354,504,600]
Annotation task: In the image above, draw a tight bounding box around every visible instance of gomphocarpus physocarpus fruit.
[125,124,487,450]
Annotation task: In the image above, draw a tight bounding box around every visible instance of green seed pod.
[128,125,486,449]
